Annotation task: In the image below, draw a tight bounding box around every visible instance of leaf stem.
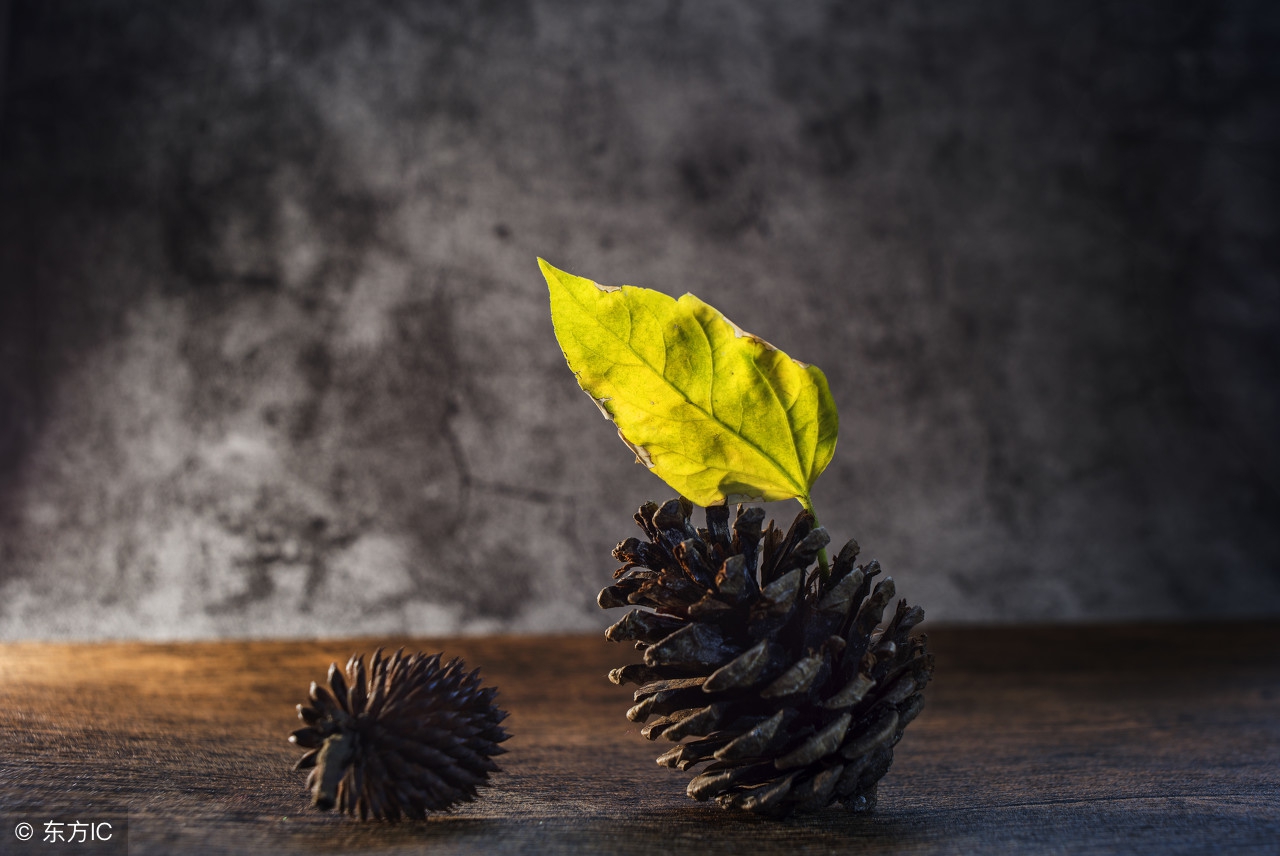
[799,495,831,581]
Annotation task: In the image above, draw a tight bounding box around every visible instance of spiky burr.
[289,648,509,821]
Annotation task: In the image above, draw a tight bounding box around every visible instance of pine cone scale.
[759,649,826,698]
[327,664,349,709]
[703,639,787,692]
[775,712,851,770]
[789,764,842,810]
[656,702,728,741]
[605,609,683,644]
[711,708,788,761]
[642,623,742,669]
[818,568,865,613]
[821,672,875,709]
[687,760,775,801]
[840,709,899,761]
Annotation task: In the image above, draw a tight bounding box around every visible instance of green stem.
[799,495,831,581]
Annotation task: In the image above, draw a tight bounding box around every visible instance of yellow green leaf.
[541,258,838,508]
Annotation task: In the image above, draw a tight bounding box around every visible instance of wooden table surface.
[1,624,1277,855]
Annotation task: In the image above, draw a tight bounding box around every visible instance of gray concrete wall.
[1,0,1277,639]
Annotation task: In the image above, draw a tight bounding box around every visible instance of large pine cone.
[290,649,509,821]
[600,499,933,816]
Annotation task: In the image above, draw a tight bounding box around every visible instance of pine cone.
[599,498,933,816]
[289,648,509,821]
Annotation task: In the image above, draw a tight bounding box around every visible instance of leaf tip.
[538,257,572,291]
[540,256,620,293]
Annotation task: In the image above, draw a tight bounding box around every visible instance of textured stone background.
[1,0,1278,639]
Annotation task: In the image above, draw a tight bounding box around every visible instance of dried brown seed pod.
[600,499,934,817]
[290,648,509,821]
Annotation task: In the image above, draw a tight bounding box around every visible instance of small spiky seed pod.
[289,648,509,821]
[600,499,934,817]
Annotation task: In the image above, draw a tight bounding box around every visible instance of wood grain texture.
[1,624,1277,855]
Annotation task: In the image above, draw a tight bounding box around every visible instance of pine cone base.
[600,499,933,817]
